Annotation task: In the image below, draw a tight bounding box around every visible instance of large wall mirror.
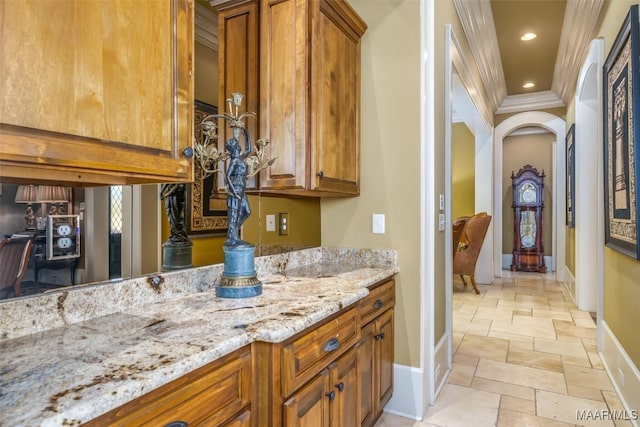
[0,2,320,301]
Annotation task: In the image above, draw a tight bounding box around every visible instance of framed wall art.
[566,124,575,228]
[603,4,640,259]
[186,100,228,237]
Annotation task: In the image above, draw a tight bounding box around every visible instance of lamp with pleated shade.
[36,185,69,216]
[14,185,38,229]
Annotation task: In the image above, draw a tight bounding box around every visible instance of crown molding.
[453,0,507,113]
[495,90,565,115]
[551,0,603,105]
[195,2,219,51]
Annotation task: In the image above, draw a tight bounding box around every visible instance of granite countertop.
[0,254,397,426]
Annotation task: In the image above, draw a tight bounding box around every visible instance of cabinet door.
[283,369,331,427]
[310,0,366,195]
[259,0,308,191]
[376,308,394,409]
[214,0,259,191]
[359,321,375,427]
[330,346,360,427]
[0,0,193,185]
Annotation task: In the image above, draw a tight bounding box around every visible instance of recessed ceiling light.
[521,32,537,41]
[523,82,535,89]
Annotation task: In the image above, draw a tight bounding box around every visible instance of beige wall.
[597,0,640,367]
[243,196,321,248]
[502,132,555,256]
[322,0,422,367]
[452,122,475,219]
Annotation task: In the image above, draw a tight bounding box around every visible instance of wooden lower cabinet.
[83,346,252,427]
[283,346,360,427]
[358,280,395,427]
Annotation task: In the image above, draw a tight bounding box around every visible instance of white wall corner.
[383,364,425,421]
[600,321,640,427]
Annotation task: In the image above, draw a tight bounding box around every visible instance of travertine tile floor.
[375,272,631,427]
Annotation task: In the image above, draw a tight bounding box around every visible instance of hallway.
[375,272,632,426]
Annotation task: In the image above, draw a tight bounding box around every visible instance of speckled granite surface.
[0,247,397,426]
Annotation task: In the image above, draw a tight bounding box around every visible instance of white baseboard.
[433,333,449,404]
[383,364,424,421]
[563,265,576,306]
[501,254,555,272]
[600,321,640,427]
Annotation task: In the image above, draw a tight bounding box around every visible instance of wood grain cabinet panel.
[259,0,367,196]
[0,0,194,185]
[83,346,251,427]
[359,280,395,427]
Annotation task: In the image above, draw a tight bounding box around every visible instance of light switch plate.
[438,213,445,231]
[266,214,276,232]
[372,214,385,234]
[439,194,445,211]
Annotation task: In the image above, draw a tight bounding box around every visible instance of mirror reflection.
[0,182,322,301]
[0,2,321,302]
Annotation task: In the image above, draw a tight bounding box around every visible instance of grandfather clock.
[510,165,546,273]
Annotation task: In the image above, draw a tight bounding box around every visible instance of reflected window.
[109,186,123,279]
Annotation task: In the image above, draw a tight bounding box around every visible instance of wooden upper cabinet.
[259,0,367,196]
[0,0,194,185]
[212,0,260,191]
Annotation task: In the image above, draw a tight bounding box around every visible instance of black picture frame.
[186,100,228,237]
[566,124,575,228]
[603,4,640,259]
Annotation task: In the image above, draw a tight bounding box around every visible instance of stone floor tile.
[456,334,509,362]
[564,364,615,392]
[535,336,588,359]
[452,353,479,367]
[447,362,475,386]
[497,408,576,426]
[553,320,598,340]
[536,390,614,427]
[507,344,563,372]
[470,376,535,400]
[500,395,536,415]
[475,359,567,394]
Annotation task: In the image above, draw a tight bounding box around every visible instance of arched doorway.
[493,112,566,281]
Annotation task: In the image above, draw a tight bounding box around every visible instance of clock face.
[522,188,536,203]
[519,182,537,204]
[57,223,72,236]
[57,237,73,249]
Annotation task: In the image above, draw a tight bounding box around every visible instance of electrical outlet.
[279,213,289,236]
[438,213,445,231]
[439,194,445,211]
[266,214,276,232]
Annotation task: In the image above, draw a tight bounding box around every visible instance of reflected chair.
[0,237,34,299]
[453,212,491,295]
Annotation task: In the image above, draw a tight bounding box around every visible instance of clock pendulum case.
[510,165,547,273]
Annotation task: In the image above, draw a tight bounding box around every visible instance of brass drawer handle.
[374,299,383,309]
[324,337,341,352]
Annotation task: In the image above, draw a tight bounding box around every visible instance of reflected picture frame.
[566,124,575,228]
[186,100,228,237]
[603,4,640,259]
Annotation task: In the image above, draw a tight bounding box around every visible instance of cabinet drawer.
[358,279,395,326]
[85,346,251,426]
[281,307,359,397]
